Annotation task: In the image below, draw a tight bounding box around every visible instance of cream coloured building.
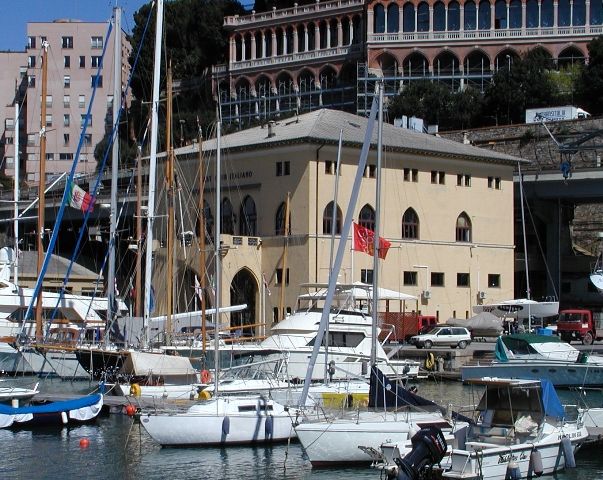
[150,108,527,336]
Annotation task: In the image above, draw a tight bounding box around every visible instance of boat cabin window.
[307,332,364,348]
[477,386,543,426]
[238,404,274,412]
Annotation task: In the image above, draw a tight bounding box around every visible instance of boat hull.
[140,396,297,446]
[462,362,603,387]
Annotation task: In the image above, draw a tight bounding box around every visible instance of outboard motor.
[392,426,447,480]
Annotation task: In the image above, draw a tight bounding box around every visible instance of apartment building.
[214,0,602,122]
[1,18,131,185]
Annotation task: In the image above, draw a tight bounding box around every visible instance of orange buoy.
[79,438,90,448]
[125,404,136,417]
[201,369,211,384]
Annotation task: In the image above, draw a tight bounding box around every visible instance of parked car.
[409,326,472,349]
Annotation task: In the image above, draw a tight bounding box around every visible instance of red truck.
[556,309,603,345]
[378,313,438,343]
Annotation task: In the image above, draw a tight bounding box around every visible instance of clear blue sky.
[0,1,151,52]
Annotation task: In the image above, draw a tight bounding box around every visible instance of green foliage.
[388,80,453,126]
[577,35,603,115]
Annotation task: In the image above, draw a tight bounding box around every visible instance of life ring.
[130,383,141,396]
[201,369,211,384]
[425,353,435,370]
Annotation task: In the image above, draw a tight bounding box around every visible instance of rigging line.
[21,19,114,335]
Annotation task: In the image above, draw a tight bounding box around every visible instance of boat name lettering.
[558,432,581,440]
[498,452,527,464]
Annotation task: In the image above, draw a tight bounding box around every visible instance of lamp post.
[413,265,429,299]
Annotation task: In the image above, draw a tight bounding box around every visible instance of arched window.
[456,213,472,242]
[541,0,554,26]
[402,208,419,239]
[478,0,491,29]
[239,195,257,236]
[417,2,430,31]
[495,0,507,28]
[526,0,539,27]
[509,0,522,28]
[574,0,586,25]
[403,3,416,32]
[387,3,400,32]
[275,202,291,235]
[374,4,386,33]
[464,1,477,30]
[558,0,571,26]
[358,204,375,230]
[434,2,446,31]
[591,0,603,24]
[221,198,235,235]
[448,1,461,30]
[323,201,342,234]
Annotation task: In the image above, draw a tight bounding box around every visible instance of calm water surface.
[1,377,603,479]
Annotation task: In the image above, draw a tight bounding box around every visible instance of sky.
[0,1,151,52]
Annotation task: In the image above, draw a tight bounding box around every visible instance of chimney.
[268,120,276,138]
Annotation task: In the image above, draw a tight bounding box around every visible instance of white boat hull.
[140,396,298,446]
[473,299,559,319]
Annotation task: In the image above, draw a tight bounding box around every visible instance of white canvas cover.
[121,351,196,377]
[446,312,503,336]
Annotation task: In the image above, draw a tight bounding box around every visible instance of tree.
[577,35,603,115]
[450,87,484,130]
[388,80,452,127]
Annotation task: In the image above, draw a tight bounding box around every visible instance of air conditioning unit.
[423,290,431,299]
[478,291,487,299]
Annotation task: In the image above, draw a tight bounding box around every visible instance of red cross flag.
[352,222,391,260]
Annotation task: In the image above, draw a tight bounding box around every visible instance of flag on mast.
[68,182,94,212]
[352,222,391,259]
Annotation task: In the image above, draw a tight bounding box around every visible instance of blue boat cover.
[494,336,508,362]
[0,393,102,415]
[541,379,567,420]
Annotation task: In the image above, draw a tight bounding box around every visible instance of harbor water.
[2,377,603,480]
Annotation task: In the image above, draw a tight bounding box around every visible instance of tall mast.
[214,122,222,396]
[198,119,207,359]
[35,40,49,342]
[143,0,164,347]
[278,192,290,321]
[165,61,174,345]
[13,103,20,285]
[107,7,122,334]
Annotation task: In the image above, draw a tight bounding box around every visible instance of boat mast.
[370,82,383,367]
[278,192,290,321]
[107,6,121,336]
[13,103,20,285]
[198,119,207,360]
[214,121,222,396]
[165,61,174,346]
[35,40,49,342]
[143,0,164,347]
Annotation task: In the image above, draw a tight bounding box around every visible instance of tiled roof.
[176,109,528,165]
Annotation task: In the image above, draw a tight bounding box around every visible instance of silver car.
[410,326,472,349]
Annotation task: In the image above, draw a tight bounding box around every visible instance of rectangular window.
[495,177,501,189]
[431,170,438,183]
[6,157,13,167]
[59,153,74,161]
[412,169,418,182]
[91,75,103,87]
[64,56,70,68]
[431,272,445,287]
[80,153,88,162]
[438,171,445,184]
[63,133,70,146]
[28,75,35,88]
[63,76,70,88]
[27,36,36,49]
[79,95,86,108]
[488,176,493,188]
[276,268,290,285]
[465,174,471,187]
[368,165,376,178]
[325,160,333,175]
[45,114,52,127]
[404,168,410,181]
[5,137,13,144]
[46,95,52,108]
[28,56,36,68]
[63,95,70,108]
[457,174,463,186]
[5,118,14,131]
[27,173,35,182]
[457,273,470,287]
[63,114,70,127]
[45,153,54,161]
[284,161,290,175]
[91,36,103,49]
[276,162,283,176]
[27,134,36,146]
[84,134,92,145]
[107,95,114,108]
[79,56,85,68]
[360,269,373,284]
[80,114,92,127]
[91,56,102,68]
[488,274,500,288]
[61,36,73,49]
[403,271,418,286]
